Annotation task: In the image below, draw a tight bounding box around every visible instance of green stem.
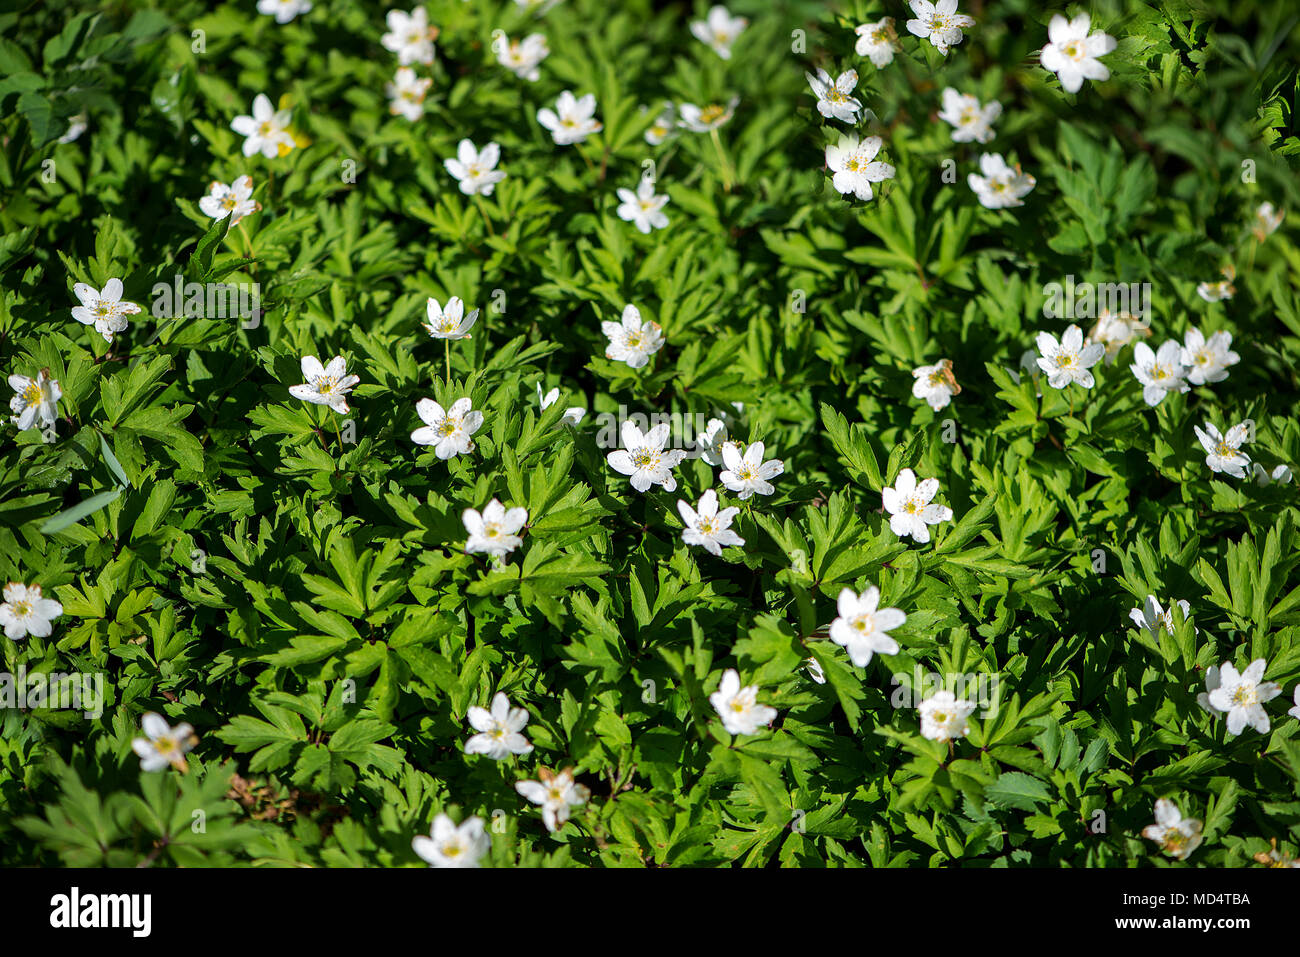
[709,128,734,192]
[474,193,495,237]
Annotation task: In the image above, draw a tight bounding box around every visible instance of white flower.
[1289,686,1300,722]
[131,713,197,772]
[1254,463,1292,486]
[8,371,62,431]
[918,690,976,742]
[515,767,589,833]
[602,304,664,369]
[709,669,777,736]
[677,98,738,133]
[937,88,1001,144]
[411,397,483,459]
[911,359,960,411]
[690,5,747,59]
[71,278,141,342]
[1040,12,1117,94]
[230,93,296,159]
[825,133,895,201]
[806,68,862,124]
[968,152,1035,209]
[423,296,478,340]
[496,32,548,82]
[1142,800,1203,860]
[463,499,527,558]
[0,582,63,640]
[537,91,601,145]
[1254,202,1285,242]
[1196,266,1235,302]
[515,0,562,10]
[677,489,744,556]
[257,0,312,24]
[444,139,506,196]
[1128,595,1194,638]
[644,103,677,145]
[58,113,88,144]
[854,17,899,67]
[381,6,437,66]
[1204,659,1280,735]
[412,814,490,867]
[537,383,585,426]
[1193,421,1251,478]
[905,0,974,55]
[386,67,432,121]
[1034,324,1104,389]
[882,468,952,543]
[1179,327,1239,386]
[697,417,745,468]
[465,692,533,759]
[804,657,826,684]
[1008,348,1045,395]
[616,176,670,234]
[719,441,783,500]
[1087,309,1149,363]
[606,420,685,493]
[199,175,260,226]
[288,355,359,414]
[1129,340,1189,407]
[829,585,905,667]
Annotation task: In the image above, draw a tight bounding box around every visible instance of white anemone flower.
[1142,800,1202,860]
[412,814,490,868]
[1040,12,1117,94]
[882,468,952,543]
[828,585,905,667]
[8,371,62,432]
[131,713,198,772]
[677,489,744,556]
[0,582,63,640]
[709,668,777,736]
[411,397,483,459]
[463,499,527,558]
[288,355,359,414]
[465,692,533,759]
[606,420,685,492]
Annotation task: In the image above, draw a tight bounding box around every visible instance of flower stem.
[474,193,496,237]
[709,128,734,192]
[444,338,451,386]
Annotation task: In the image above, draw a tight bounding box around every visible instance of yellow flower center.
[1232,685,1258,707]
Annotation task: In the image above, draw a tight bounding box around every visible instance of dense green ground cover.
[2,0,1300,867]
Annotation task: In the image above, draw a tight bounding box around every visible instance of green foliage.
[2,0,1300,868]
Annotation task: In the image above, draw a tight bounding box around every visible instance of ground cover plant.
[1,0,1300,869]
